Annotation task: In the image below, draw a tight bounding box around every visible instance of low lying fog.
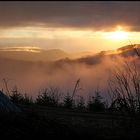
[0,54,138,100]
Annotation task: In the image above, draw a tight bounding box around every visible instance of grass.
[0,105,140,139]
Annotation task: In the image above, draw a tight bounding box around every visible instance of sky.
[0,1,140,52]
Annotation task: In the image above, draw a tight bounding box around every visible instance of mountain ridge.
[0,44,139,62]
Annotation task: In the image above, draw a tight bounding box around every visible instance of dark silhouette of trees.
[10,86,33,105]
[63,92,74,109]
[87,90,105,112]
[76,96,85,110]
[36,87,61,107]
[22,93,33,105]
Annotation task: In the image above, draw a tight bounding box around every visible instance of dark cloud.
[0,1,140,31]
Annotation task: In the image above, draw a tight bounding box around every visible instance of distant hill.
[117,44,140,52]
[0,47,69,61]
[0,47,96,61]
[117,44,140,57]
[55,44,140,66]
[0,44,139,63]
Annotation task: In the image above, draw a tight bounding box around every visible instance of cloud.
[0,46,41,52]
[0,1,140,31]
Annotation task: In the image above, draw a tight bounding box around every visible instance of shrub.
[10,86,33,105]
[36,87,61,107]
[76,96,85,110]
[87,90,105,112]
[63,92,74,109]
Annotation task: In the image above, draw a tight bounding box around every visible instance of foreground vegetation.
[0,105,140,139]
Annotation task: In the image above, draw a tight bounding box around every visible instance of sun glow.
[105,26,130,40]
[109,31,129,40]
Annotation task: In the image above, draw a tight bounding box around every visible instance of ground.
[0,105,140,139]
